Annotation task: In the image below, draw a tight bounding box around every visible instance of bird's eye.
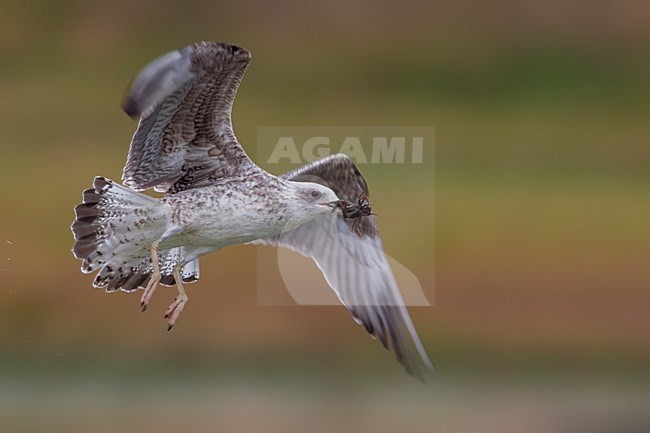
[310,189,321,199]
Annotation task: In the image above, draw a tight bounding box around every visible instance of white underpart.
[155,181,338,264]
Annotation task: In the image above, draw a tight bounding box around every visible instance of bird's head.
[286,181,340,223]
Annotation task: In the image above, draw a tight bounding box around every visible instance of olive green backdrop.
[0,1,648,431]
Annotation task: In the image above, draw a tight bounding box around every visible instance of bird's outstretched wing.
[254,153,435,382]
[121,41,257,194]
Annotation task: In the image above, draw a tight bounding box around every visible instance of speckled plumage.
[71,41,434,382]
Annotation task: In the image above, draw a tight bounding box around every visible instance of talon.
[164,293,188,330]
[163,265,189,331]
[141,304,147,312]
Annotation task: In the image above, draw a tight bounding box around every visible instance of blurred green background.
[1,1,649,431]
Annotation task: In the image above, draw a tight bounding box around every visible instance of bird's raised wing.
[121,41,257,194]
[254,153,435,382]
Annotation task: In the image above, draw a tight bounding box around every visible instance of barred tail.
[71,177,199,292]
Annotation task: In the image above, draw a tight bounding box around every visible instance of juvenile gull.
[71,42,435,381]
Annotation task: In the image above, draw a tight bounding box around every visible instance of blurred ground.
[0,1,649,432]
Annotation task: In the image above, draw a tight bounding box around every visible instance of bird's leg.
[140,241,161,311]
[163,264,189,331]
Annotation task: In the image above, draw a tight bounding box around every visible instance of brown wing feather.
[121,42,258,194]
[260,153,435,382]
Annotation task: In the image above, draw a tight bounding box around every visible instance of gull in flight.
[71,42,435,381]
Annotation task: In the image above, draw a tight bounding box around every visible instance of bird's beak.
[323,200,342,212]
